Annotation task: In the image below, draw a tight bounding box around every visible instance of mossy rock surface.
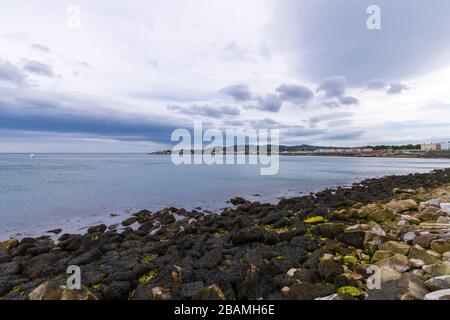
[303,216,326,224]
[337,286,363,297]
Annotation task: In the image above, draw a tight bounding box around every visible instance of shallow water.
[1,154,449,239]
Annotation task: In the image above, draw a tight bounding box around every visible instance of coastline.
[1,168,450,300]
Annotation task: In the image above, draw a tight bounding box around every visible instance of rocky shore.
[1,169,450,300]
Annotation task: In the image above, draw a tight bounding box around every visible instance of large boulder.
[408,245,441,265]
[385,199,418,213]
[424,275,450,291]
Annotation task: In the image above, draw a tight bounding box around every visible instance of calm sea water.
[1,154,450,239]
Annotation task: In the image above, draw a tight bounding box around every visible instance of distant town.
[151,141,450,159]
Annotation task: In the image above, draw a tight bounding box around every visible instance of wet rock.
[430,238,450,254]
[337,231,365,249]
[368,273,428,300]
[134,210,152,224]
[160,213,176,225]
[46,228,62,235]
[121,217,137,227]
[138,221,154,233]
[318,259,345,282]
[287,282,336,300]
[375,254,410,273]
[87,224,107,234]
[194,285,226,300]
[58,234,83,252]
[424,289,450,300]
[424,275,450,290]
[230,197,247,206]
[379,241,411,256]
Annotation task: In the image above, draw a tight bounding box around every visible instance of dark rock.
[238,265,273,299]
[121,217,137,227]
[87,224,107,234]
[337,231,365,249]
[232,228,263,245]
[46,228,62,235]
[134,210,152,224]
[316,223,346,238]
[69,249,102,266]
[138,221,154,233]
[0,261,22,276]
[180,281,204,299]
[230,197,247,206]
[102,281,133,300]
[318,260,345,282]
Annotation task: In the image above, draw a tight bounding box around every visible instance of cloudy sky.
[1,0,450,152]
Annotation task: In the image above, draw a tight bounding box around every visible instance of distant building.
[421,142,450,151]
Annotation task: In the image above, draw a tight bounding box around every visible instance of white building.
[421,142,450,151]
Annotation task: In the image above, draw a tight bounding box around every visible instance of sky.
[1,0,450,152]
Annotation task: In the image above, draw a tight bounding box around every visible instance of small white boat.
[30,153,35,158]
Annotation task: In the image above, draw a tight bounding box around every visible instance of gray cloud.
[317,76,359,106]
[254,94,283,112]
[30,43,50,53]
[22,60,54,77]
[0,59,27,85]
[220,84,252,101]
[276,84,313,104]
[272,0,450,84]
[387,82,409,95]
[167,104,240,118]
[0,88,181,143]
[339,96,359,105]
[317,76,347,98]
